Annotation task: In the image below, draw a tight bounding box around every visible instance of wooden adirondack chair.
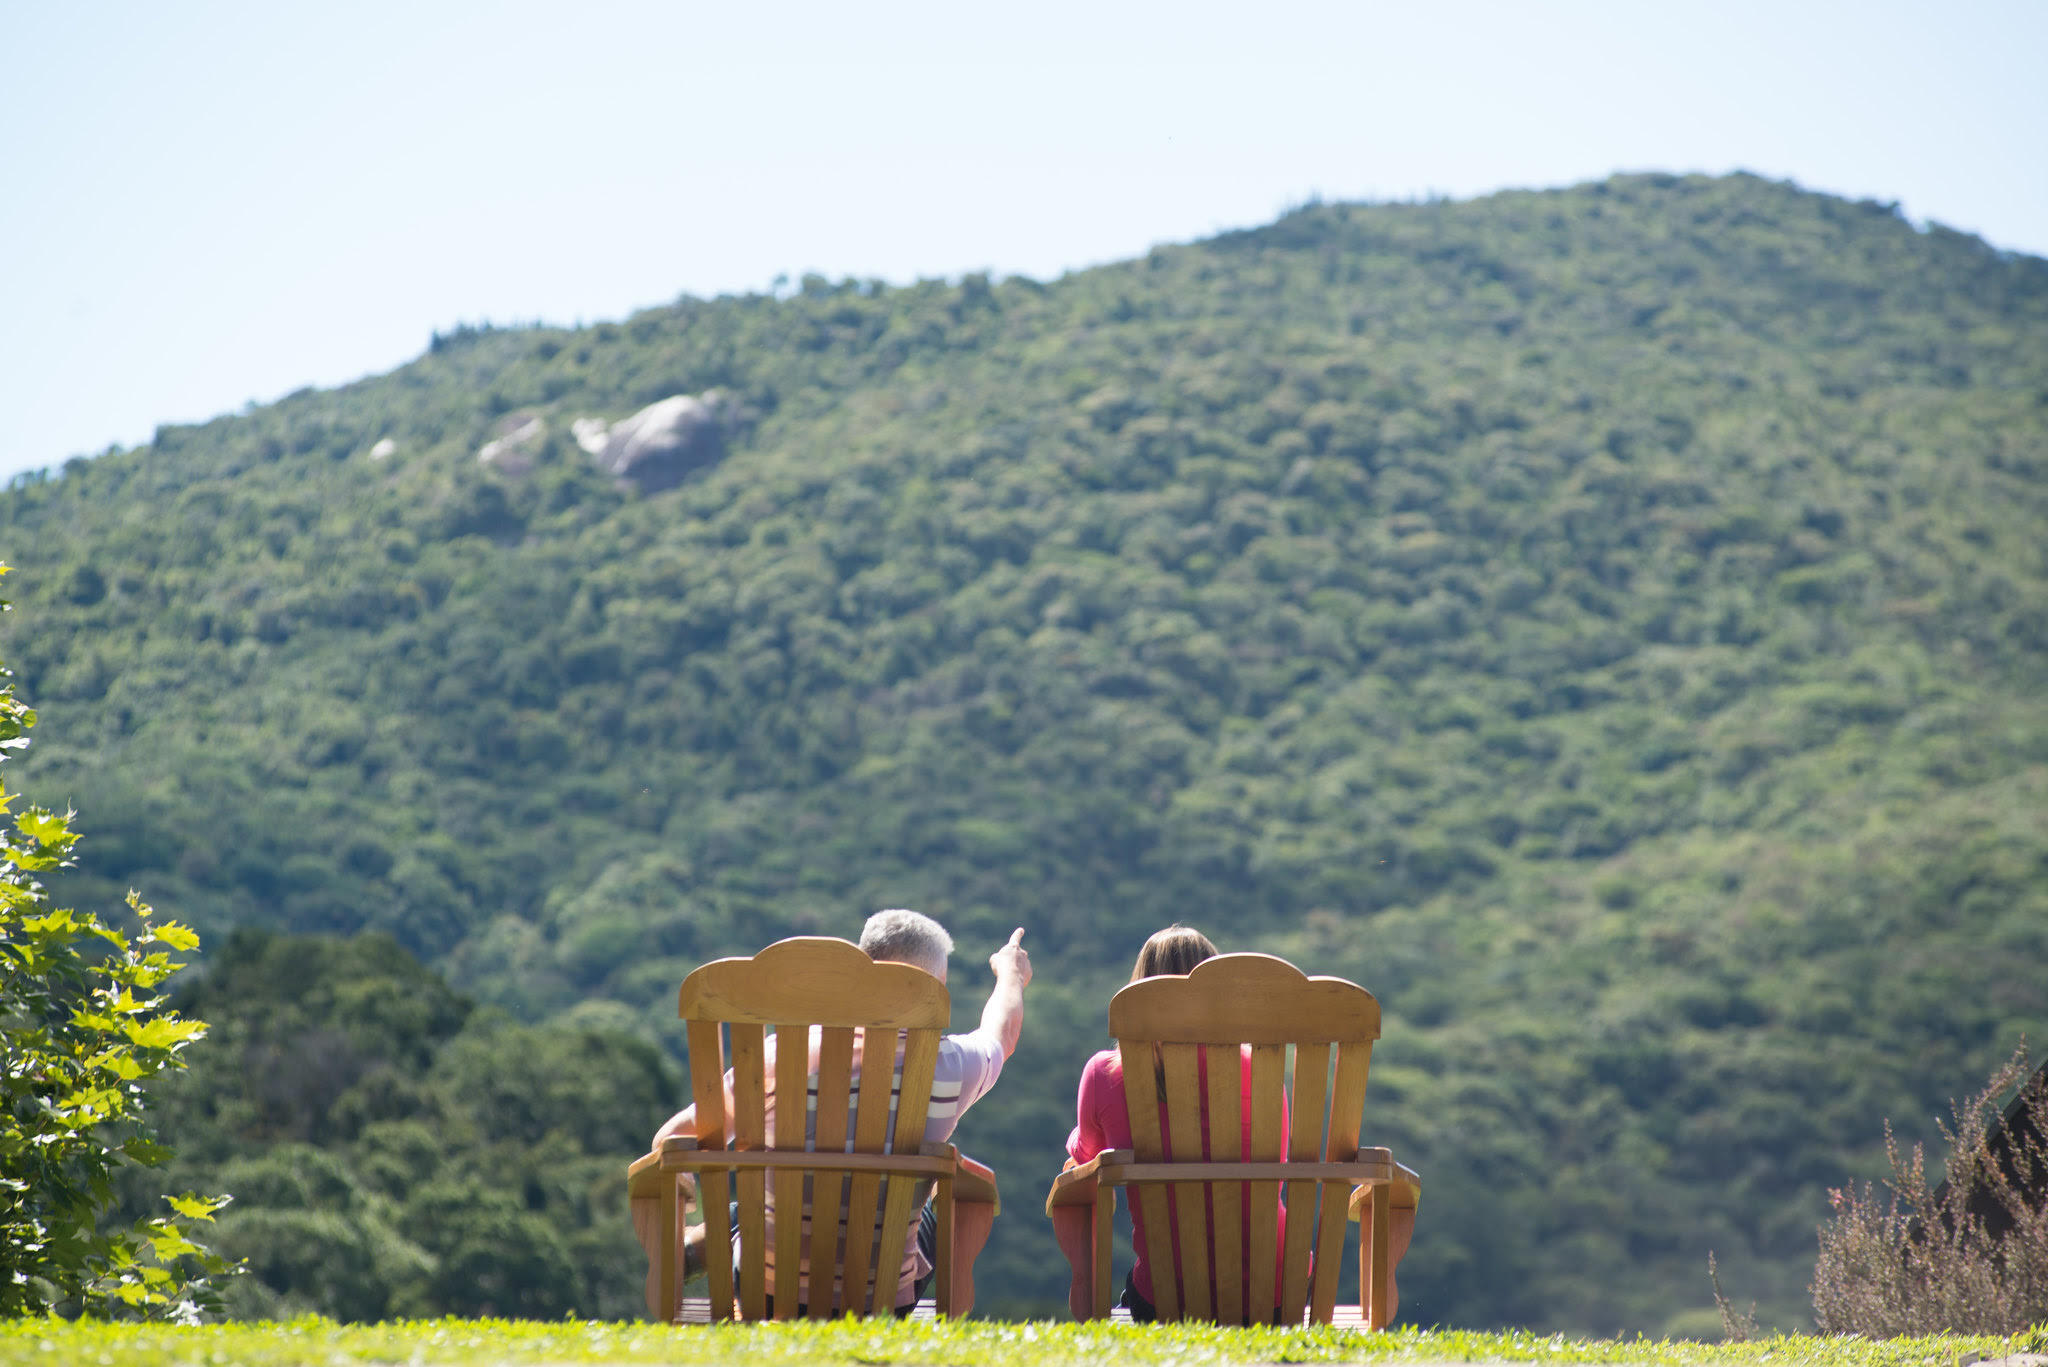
[1045,953,1420,1327]
[627,937,997,1321]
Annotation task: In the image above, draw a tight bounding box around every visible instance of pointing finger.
[1007,928,1026,948]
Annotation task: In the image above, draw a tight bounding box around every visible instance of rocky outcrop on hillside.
[576,392,732,492]
[477,413,544,475]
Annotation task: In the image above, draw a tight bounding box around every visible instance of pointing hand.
[990,927,1032,988]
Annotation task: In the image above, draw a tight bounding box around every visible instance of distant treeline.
[125,930,671,1320]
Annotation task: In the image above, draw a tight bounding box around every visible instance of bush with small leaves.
[0,565,235,1318]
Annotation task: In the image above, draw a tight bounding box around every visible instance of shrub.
[0,565,234,1318]
[1811,1047,2048,1335]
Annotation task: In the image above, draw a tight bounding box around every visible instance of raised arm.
[980,927,1032,1059]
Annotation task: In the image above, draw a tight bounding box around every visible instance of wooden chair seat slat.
[1314,1041,1373,1323]
[839,1021,898,1317]
[730,1023,769,1323]
[1205,1047,1245,1327]
[1117,1037,1180,1322]
[1246,1041,1286,1320]
[808,1026,858,1318]
[1050,1152,1403,1188]
[657,1147,959,1177]
[773,1022,809,1319]
[1282,1041,1331,1325]
[870,1026,941,1317]
[684,1020,732,1321]
[1159,1042,1213,1321]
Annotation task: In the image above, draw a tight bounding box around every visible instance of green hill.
[4,172,2046,1332]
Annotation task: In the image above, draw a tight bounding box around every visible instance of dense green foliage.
[5,1317,2047,1367]
[118,929,675,1321]
[0,569,230,1317]
[3,172,2045,1331]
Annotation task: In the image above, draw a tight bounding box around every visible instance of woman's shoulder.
[1075,1048,1131,1136]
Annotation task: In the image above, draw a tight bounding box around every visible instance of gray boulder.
[477,413,545,476]
[582,393,732,492]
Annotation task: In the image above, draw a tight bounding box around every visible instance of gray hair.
[859,909,953,976]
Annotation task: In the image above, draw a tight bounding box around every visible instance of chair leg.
[951,1198,996,1318]
[1365,1184,1392,1330]
[656,1178,682,1323]
[1093,1186,1115,1321]
[1051,1202,1096,1320]
[631,1191,664,1321]
[935,1179,955,1317]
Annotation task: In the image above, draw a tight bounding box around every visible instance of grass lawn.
[3,1320,2044,1367]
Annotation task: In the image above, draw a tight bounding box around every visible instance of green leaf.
[122,1137,174,1166]
[148,1229,202,1261]
[15,808,72,844]
[124,1017,205,1050]
[149,921,200,953]
[22,909,78,936]
[165,1193,228,1221]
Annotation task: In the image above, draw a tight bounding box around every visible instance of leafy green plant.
[0,565,234,1318]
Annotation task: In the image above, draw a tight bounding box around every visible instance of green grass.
[4,1320,2044,1367]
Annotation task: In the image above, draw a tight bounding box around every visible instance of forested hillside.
[5,172,2046,1332]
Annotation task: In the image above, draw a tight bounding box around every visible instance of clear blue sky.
[3,0,2043,482]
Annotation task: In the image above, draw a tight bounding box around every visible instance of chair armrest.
[627,1149,665,1196]
[917,1142,1001,1211]
[1046,1150,1133,1213]
[630,1138,701,1199]
[957,1155,1001,1211]
[1347,1157,1421,1220]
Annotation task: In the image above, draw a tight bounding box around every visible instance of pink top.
[1066,1046,1289,1310]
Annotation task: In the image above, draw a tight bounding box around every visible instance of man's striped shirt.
[747,1026,1005,1307]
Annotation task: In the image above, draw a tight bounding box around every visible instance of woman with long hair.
[1059,925,1289,1322]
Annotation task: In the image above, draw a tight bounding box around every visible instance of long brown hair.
[1131,924,1218,982]
[1126,926,1219,1092]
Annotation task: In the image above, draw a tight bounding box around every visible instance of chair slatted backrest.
[678,937,951,1320]
[1109,953,1381,1325]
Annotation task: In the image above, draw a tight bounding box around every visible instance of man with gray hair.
[652,909,1031,1314]
[857,908,953,977]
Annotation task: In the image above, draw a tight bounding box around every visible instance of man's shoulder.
[938,1028,1005,1072]
[934,1028,1005,1097]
